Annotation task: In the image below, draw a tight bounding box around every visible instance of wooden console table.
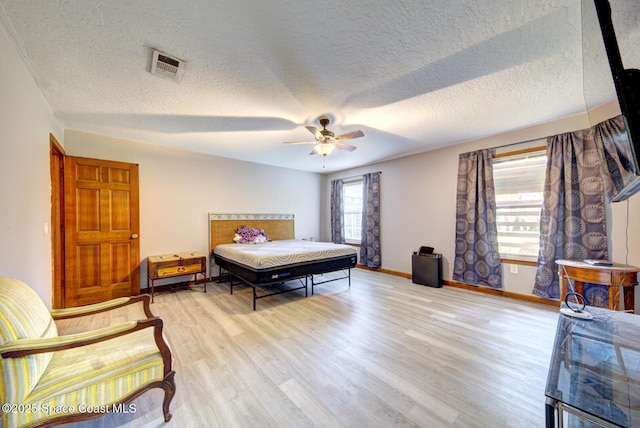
[147,252,207,302]
[556,259,639,312]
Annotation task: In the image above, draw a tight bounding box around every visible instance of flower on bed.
[234,225,269,244]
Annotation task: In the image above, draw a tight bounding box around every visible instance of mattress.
[214,240,357,269]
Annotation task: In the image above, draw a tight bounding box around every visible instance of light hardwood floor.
[59,268,560,427]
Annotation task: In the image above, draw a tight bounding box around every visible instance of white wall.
[322,104,640,306]
[64,131,322,286]
[0,21,64,306]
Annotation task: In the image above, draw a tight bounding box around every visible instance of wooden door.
[64,156,140,307]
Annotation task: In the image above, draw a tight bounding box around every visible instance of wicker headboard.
[209,213,295,255]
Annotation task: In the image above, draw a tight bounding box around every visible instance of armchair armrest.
[1,316,173,374]
[50,294,154,320]
[0,318,158,358]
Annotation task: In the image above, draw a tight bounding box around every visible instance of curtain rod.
[338,171,382,181]
[491,136,548,151]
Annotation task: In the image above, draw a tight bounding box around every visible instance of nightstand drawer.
[157,263,203,277]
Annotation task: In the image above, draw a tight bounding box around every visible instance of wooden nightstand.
[147,252,207,302]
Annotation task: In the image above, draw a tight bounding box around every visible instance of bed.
[209,213,357,309]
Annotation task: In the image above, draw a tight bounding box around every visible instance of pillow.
[253,235,268,244]
[234,225,269,244]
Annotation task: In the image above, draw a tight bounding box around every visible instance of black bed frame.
[214,253,357,310]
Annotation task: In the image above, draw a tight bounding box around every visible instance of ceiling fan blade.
[335,130,364,141]
[309,149,319,155]
[306,126,323,140]
[335,143,357,152]
[283,141,316,145]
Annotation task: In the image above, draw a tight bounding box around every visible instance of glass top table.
[545,306,640,427]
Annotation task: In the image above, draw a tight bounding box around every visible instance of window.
[493,148,546,261]
[343,180,363,244]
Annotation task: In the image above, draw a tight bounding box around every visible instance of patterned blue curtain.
[453,149,502,288]
[594,115,634,200]
[330,179,345,244]
[532,129,608,299]
[360,172,381,268]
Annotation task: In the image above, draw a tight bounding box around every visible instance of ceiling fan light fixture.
[285,116,363,165]
[313,143,336,156]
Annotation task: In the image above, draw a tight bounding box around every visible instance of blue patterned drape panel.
[532,130,608,299]
[360,172,381,268]
[452,150,502,288]
[594,115,634,200]
[330,179,345,244]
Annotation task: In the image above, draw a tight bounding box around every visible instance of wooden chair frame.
[0,294,176,427]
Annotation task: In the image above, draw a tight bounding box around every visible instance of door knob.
[131,233,139,239]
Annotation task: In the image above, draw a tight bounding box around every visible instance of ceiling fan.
[284,116,364,157]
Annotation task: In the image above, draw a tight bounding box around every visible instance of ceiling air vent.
[150,49,185,82]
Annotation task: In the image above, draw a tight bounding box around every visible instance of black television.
[589,0,640,202]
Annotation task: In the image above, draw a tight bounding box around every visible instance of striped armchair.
[0,277,176,427]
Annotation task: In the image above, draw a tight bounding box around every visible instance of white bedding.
[214,240,357,269]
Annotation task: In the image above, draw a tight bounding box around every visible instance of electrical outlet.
[510,264,518,274]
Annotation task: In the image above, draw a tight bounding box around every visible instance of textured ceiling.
[1,0,638,173]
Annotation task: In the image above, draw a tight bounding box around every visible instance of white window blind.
[343,180,363,243]
[493,150,547,260]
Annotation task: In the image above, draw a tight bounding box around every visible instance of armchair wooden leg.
[162,370,177,422]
